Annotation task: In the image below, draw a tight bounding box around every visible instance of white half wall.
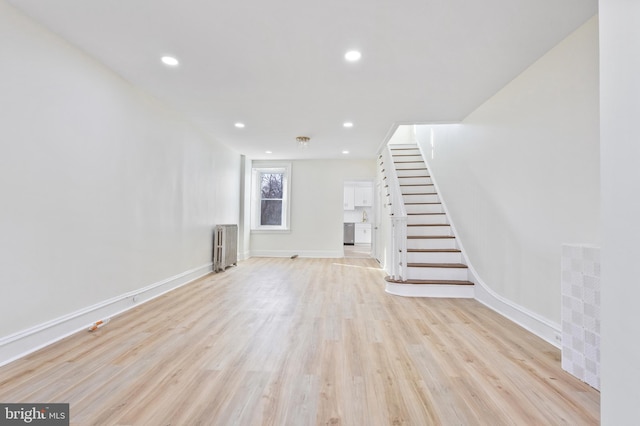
[599,0,640,423]
[414,16,600,325]
[250,159,376,257]
[0,3,241,363]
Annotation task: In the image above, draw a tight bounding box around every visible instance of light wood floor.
[343,244,371,258]
[0,257,599,425]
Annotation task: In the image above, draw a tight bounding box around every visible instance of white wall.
[250,159,376,257]
[599,1,640,423]
[414,17,600,323]
[0,2,240,348]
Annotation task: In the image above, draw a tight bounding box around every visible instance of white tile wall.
[561,244,600,390]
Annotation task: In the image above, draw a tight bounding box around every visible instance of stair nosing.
[407,248,461,253]
[407,235,455,239]
[407,263,467,268]
[405,202,441,205]
[402,192,438,196]
[385,276,473,285]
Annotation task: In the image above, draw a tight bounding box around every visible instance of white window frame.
[251,162,291,232]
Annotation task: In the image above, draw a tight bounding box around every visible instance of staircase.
[382,144,474,298]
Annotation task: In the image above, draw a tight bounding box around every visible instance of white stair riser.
[407,251,463,263]
[401,185,436,194]
[390,144,420,150]
[393,155,423,162]
[386,283,474,298]
[407,226,452,236]
[407,238,457,250]
[403,194,439,204]
[406,267,468,281]
[396,169,429,178]
[398,177,433,185]
[406,204,443,214]
[395,161,428,171]
[407,214,448,225]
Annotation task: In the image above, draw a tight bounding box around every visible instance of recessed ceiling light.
[234,122,245,128]
[265,150,272,154]
[345,50,362,62]
[343,122,354,128]
[342,150,350,155]
[161,56,179,66]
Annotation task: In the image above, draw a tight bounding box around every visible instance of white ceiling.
[8,0,597,160]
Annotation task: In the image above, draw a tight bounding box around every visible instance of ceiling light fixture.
[265,150,272,154]
[296,136,310,148]
[342,150,350,154]
[234,122,245,128]
[343,122,354,128]
[161,56,179,66]
[345,50,362,62]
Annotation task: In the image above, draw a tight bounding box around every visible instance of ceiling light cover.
[345,50,361,62]
[161,56,179,66]
[296,136,310,148]
[343,122,354,128]
[342,150,350,154]
[234,122,245,128]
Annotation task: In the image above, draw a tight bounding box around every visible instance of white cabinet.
[344,182,372,211]
[355,223,371,244]
[354,186,372,207]
[343,186,355,210]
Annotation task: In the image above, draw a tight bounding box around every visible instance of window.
[251,163,291,231]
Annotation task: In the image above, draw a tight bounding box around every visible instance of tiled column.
[561,244,600,390]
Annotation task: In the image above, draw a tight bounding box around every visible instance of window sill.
[251,228,291,234]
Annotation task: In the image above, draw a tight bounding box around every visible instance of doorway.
[343,180,374,258]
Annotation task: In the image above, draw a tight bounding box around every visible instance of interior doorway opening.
[343,179,374,258]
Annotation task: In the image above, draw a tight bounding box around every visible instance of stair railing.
[382,145,408,281]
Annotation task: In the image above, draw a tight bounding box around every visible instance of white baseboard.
[250,249,343,258]
[0,263,213,367]
[473,279,562,348]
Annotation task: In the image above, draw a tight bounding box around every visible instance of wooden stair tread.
[407,212,445,215]
[407,223,450,227]
[407,263,467,268]
[407,235,455,239]
[402,192,437,196]
[395,168,428,171]
[407,248,461,253]
[385,276,473,285]
[400,184,435,186]
[405,202,441,205]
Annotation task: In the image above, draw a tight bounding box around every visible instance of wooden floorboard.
[0,257,599,425]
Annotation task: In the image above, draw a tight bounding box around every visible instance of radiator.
[213,224,238,272]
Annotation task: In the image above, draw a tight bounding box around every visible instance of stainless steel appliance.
[343,222,355,245]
